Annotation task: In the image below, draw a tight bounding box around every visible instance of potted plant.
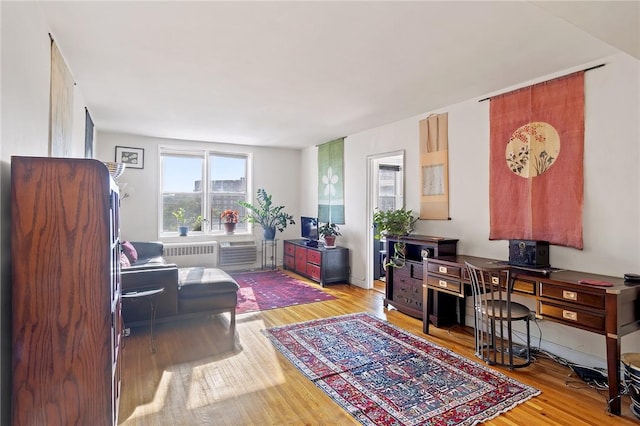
[318,222,341,248]
[172,207,189,236]
[192,215,204,231]
[372,207,417,267]
[220,209,239,234]
[238,188,295,240]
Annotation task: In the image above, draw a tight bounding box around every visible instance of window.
[160,148,249,235]
[378,164,401,211]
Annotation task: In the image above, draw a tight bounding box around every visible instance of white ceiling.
[39,1,640,149]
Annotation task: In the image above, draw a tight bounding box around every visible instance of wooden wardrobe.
[11,156,122,425]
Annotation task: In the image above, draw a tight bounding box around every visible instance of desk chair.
[465,261,532,369]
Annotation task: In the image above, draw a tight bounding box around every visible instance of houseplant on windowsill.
[238,188,295,240]
[220,209,239,235]
[372,207,417,267]
[173,207,189,236]
[318,222,341,248]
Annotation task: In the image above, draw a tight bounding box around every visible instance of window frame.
[159,146,251,237]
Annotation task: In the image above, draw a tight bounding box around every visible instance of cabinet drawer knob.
[438,266,447,274]
[562,310,578,321]
[439,280,447,287]
[562,290,577,300]
[491,277,499,285]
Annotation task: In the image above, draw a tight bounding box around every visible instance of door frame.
[365,150,405,290]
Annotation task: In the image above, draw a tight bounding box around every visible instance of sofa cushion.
[120,252,131,268]
[178,267,240,297]
[131,256,167,268]
[122,241,138,263]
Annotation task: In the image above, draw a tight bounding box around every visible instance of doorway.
[366,151,405,291]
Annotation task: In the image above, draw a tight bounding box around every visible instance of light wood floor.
[119,270,638,425]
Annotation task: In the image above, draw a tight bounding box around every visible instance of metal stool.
[122,287,165,353]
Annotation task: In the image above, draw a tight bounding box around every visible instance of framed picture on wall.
[115,146,144,169]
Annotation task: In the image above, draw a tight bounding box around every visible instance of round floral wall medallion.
[505,122,560,178]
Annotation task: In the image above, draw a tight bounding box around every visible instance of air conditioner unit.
[218,240,257,266]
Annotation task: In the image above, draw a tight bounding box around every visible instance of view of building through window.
[378,165,400,211]
[161,149,249,234]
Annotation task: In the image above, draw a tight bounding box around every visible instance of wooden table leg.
[606,334,622,415]
[423,284,430,334]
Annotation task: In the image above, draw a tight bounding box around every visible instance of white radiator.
[163,241,218,267]
[218,240,257,266]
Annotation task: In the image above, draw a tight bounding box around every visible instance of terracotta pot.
[324,236,336,247]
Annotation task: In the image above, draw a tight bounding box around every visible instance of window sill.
[160,231,254,244]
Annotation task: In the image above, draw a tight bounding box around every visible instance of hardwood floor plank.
[119,272,638,425]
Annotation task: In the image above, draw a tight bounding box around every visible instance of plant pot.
[263,227,276,240]
[178,225,189,237]
[223,222,236,235]
[324,236,336,248]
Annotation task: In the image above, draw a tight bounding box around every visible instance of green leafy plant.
[172,208,204,232]
[372,207,416,239]
[318,222,342,238]
[172,207,187,225]
[192,215,204,231]
[372,207,417,268]
[238,188,295,233]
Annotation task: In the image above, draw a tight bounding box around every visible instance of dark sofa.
[121,241,179,324]
[120,241,238,331]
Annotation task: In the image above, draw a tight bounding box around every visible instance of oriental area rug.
[263,313,540,426]
[232,270,336,314]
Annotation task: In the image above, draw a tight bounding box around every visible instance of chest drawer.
[284,255,295,269]
[394,268,420,285]
[539,282,605,310]
[306,263,321,281]
[408,261,423,280]
[284,243,295,256]
[307,250,321,265]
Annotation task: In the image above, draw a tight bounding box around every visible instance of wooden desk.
[422,255,640,416]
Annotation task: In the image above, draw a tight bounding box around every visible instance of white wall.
[300,52,640,366]
[1,3,92,423]
[96,131,301,267]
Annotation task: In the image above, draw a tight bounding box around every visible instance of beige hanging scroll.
[419,113,449,220]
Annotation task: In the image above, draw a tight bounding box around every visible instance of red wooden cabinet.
[283,239,349,286]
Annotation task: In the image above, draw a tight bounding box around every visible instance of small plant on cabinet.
[319,222,341,248]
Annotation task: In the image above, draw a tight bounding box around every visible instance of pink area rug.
[263,313,540,426]
[232,270,336,314]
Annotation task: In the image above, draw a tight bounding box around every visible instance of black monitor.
[300,216,318,243]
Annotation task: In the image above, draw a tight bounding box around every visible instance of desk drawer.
[539,301,605,333]
[427,261,461,279]
[426,275,462,295]
[539,282,604,310]
[513,278,536,295]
